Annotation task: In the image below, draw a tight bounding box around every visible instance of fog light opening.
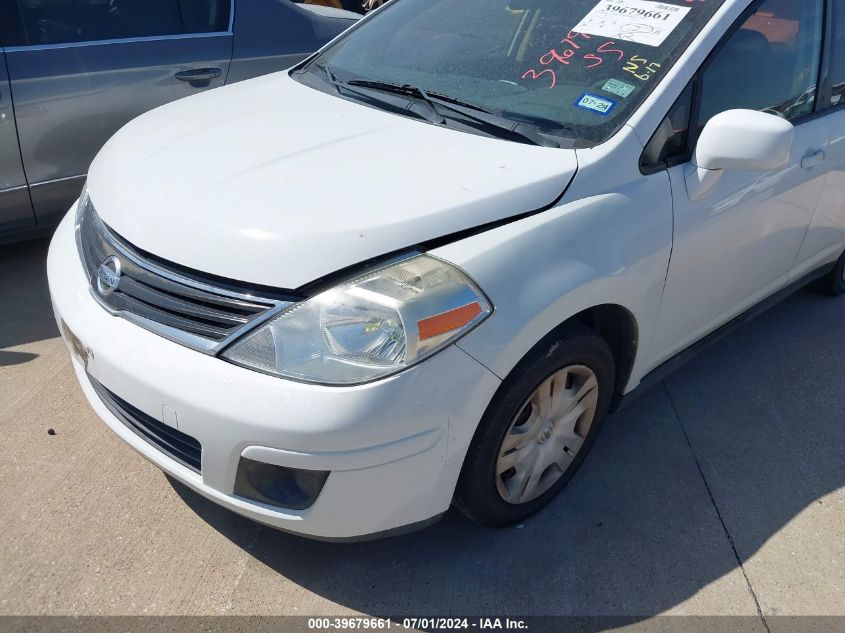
[234,457,329,510]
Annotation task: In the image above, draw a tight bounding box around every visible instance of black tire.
[454,323,615,527]
[813,250,845,296]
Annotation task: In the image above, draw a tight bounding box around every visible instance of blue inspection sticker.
[574,92,617,116]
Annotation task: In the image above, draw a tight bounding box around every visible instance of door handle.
[175,68,222,87]
[801,149,826,170]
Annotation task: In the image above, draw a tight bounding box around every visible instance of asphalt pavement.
[1,237,843,624]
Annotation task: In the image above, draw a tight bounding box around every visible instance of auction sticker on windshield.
[572,0,691,47]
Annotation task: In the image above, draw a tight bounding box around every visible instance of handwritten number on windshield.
[596,41,625,60]
[561,31,590,50]
[582,42,625,68]
[624,55,662,81]
[540,48,575,65]
[521,68,557,88]
[537,31,589,66]
[521,34,626,89]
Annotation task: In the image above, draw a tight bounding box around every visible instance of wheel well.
[571,304,638,410]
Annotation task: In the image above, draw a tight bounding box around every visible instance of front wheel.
[454,324,615,527]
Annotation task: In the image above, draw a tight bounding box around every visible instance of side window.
[641,82,694,173]
[698,0,824,127]
[178,0,231,34]
[831,0,845,108]
[1,2,26,47]
[14,0,212,46]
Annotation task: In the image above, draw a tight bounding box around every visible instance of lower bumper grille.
[89,376,202,473]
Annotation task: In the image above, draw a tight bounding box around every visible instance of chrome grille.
[76,198,294,354]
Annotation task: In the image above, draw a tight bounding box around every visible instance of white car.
[49,0,845,540]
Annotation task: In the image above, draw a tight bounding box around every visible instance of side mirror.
[685,109,794,200]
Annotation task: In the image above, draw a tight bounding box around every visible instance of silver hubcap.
[495,365,599,505]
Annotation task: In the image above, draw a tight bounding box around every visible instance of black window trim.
[818,0,835,111]
[4,0,235,50]
[641,0,832,175]
[639,75,696,175]
[821,0,845,113]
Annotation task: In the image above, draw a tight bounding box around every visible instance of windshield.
[297,0,727,146]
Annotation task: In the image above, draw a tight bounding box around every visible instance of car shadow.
[0,350,39,366]
[0,238,58,351]
[168,287,845,620]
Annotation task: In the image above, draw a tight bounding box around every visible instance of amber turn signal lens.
[417,302,483,341]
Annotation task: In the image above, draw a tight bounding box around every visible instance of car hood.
[88,72,578,289]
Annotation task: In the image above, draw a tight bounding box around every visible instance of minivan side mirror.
[685,109,794,201]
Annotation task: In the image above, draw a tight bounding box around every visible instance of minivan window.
[830,0,845,108]
[178,0,231,34]
[1,1,26,47]
[14,0,230,46]
[697,0,824,125]
[301,0,727,146]
[17,0,180,45]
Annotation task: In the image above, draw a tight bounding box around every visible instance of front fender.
[433,170,672,394]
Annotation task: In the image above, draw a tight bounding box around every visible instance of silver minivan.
[0,0,357,242]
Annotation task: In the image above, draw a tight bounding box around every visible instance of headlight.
[221,254,492,385]
[75,180,90,225]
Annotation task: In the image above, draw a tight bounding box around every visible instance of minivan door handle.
[175,68,222,87]
[801,149,826,170]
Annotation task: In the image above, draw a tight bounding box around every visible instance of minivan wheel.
[454,324,614,527]
[813,250,845,296]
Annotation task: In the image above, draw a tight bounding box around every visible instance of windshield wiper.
[425,92,566,148]
[311,69,444,124]
[346,79,561,147]
[313,62,340,92]
[345,79,431,100]
[311,69,564,147]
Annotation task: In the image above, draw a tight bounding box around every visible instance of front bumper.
[48,208,501,540]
